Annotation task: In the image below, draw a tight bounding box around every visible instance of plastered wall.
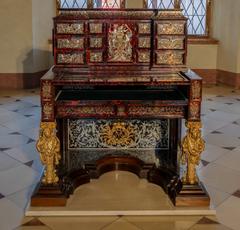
[212,0,240,73]
[0,0,33,73]
[1,0,240,74]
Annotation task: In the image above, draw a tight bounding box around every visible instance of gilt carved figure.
[36,122,61,184]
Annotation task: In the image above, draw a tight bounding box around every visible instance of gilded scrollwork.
[129,106,184,117]
[191,81,201,99]
[99,122,135,148]
[57,37,84,49]
[108,24,133,62]
[181,121,205,185]
[138,23,151,34]
[138,51,150,63]
[156,51,184,65]
[157,22,185,35]
[68,119,169,149]
[42,82,51,99]
[89,23,103,33]
[43,103,54,120]
[90,37,102,48]
[90,52,103,62]
[189,102,200,120]
[58,53,84,64]
[36,122,61,185]
[57,23,84,34]
[138,37,151,48]
[157,37,184,49]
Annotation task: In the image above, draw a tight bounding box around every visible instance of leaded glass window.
[60,0,87,8]
[147,0,208,35]
[59,0,121,8]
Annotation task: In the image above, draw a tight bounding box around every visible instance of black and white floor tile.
[0,86,239,229]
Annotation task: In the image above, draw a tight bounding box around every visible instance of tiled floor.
[0,85,240,230]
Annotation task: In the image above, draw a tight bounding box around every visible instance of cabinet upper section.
[53,9,187,72]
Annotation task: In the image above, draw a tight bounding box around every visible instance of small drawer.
[157,21,185,35]
[138,37,151,49]
[157,36,184,49]
[138,51,150,63]
[57,37,84,49]
[89,51,103,63]
[89,37,103,48]
[56,23,84,34]
[57,52,84,64]
[138,23,151,34]
[156,51,184,65]
[89,23,103,34]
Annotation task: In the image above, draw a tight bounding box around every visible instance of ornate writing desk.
[31,8,208,207]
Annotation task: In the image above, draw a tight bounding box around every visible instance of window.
[58,0,122,9]
[57,0,211,36]
[147,0,209,36]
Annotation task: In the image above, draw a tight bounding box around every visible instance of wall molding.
[0,70,48,89]
[193,69,240,88]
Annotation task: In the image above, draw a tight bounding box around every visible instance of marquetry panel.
[57,37,84,49]
[138,23,151,34]
[138,51,150,63]
[56,23,84,34]
[157,36,184,50]
[89,23,103,33]
[57,53,85,64]
[89,37,103,48]
[138,37,151,49]
[89,51,103,62]
[156,51,184,65]
[157,21,185,35]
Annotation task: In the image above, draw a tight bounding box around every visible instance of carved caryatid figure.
[181,121,205,185]
[37,122,61,184]
[108,24,133,62]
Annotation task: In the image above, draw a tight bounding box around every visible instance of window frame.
[56,0,213,40]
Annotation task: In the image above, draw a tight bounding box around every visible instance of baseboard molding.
[193,69,218,85]
[0,70,48,89]
[193,69,240,88]
[217,69,240,88]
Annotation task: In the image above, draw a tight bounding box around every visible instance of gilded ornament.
[138,23,151,34]
[90,52,103,62]
[68,119,168,149]
[57,37,84,49]
[89,23,103,33]
[192,81,201,99]
[129,106,184,117]
[138,37,151,48]
[157,22,185,35]
[99,122,135,148]
[90,37,102,48]
[43,104,53,120]
[138,51,150,63]
[36,122,61,184]
[42,82,51,99]
[181,121,205,185]
[157,37,184,49]
[156,51,184,65]
[189,102,200,120]
[108,24,133,62]
[58,53,84,64]
[57,23,84,34]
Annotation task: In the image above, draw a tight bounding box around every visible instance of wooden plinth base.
[176,183,210,207]
[31,184,67,207]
